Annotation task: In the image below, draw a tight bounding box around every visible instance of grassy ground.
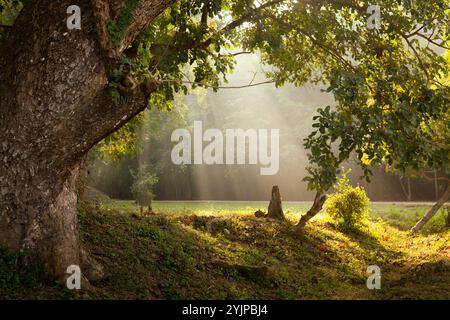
[1,198,449,299]
[109,200,449,234]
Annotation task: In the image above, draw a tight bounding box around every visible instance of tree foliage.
[122,0,450,195]
[246,0,450,191]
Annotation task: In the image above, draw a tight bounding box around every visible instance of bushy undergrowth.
[0,246,44,298]
[324,173,370,232]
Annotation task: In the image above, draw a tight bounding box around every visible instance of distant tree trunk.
[266,186,285,220]
[293,192,327,234]
[0,0,175,282]
[411,182,450,233]
[434,171,439,201]
[399,177,412,201]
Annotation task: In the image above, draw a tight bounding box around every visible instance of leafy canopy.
[2,0,450,193]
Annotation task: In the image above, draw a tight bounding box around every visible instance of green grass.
[102,200,311,217]
[103,200,449,234]
[1,199,449,299]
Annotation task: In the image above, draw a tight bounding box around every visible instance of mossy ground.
[1,199,449,299]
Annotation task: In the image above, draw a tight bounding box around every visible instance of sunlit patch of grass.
[369,204,448,234]
[101,200,448,234]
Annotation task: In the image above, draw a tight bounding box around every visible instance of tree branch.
[264,12,359,74]
[402,34,431,83]
[150,0,288,54]
[91,0,117,59]
[72,78,160,156]
[414,32,450,50]
[156,78,275,89]
[421,172,450,183]
[115,0,178,54]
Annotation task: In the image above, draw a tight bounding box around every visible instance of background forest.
[89,53,448,202]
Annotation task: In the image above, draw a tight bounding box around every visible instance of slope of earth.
[0,200,449,299]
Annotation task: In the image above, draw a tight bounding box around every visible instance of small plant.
[324,170,370,232]
[107,0,141,47]
[131,164,159,215]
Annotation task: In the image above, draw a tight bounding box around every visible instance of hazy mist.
[90,54,445,202]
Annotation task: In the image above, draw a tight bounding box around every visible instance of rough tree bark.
[0,0,175,282]
[266,185,285,220]
[411,182,450,233]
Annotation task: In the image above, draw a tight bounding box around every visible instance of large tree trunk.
[0,0,174,282]
[411,182,450,233]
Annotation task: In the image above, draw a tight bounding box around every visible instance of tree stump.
[266,186,285,220]
[254,210,266,218]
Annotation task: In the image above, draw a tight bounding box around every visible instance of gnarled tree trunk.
[0,0,175,282]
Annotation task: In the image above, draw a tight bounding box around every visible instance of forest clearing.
[2,194,448,300]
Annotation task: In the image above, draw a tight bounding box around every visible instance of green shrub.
[324,172,370,231]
